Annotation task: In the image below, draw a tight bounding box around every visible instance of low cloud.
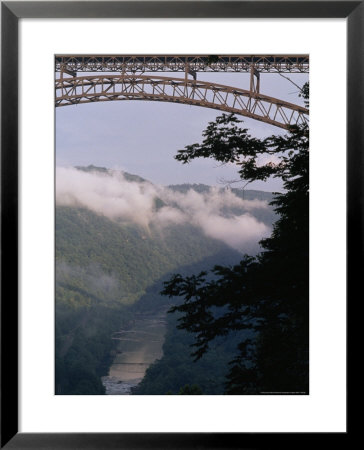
[56,167,271,251]
[56,261,123,301]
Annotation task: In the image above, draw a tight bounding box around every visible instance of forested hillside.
[56,167,276,394]
[133,311,246,395]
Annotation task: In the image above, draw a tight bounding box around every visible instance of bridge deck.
[55,55,309,74]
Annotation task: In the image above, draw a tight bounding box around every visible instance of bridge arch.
[55,75,309,130]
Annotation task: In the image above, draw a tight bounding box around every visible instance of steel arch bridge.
[55,55,309,129]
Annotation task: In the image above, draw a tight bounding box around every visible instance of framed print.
[1,1,360,448]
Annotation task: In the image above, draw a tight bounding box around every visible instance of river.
[102,311,167,394]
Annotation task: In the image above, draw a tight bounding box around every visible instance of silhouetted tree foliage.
[178,384,203,395]
[162,87,309,394]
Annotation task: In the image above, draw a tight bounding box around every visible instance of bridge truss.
[55,55,309,129]
[55,55,309,75]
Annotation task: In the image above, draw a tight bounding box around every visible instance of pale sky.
[56,70,308,192]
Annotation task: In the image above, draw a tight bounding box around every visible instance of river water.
[102,311,167,394]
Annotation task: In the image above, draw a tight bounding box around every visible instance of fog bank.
[56,167,271,251]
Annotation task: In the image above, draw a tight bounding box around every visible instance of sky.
[55,68,308,192]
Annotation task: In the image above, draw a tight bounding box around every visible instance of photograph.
[1,0,358,445]
[55,54,309,396]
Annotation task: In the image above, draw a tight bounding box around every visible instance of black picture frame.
[1,1,360,448]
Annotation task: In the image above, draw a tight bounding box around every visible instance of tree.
[178,384,203,395]
[162,88,309,394]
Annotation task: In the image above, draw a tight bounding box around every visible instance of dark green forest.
[133,311,246,395]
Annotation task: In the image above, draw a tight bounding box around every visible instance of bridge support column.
[185,64,196,82]
[250,66,260,93]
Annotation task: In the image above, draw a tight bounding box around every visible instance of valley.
[55,166,276,395]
